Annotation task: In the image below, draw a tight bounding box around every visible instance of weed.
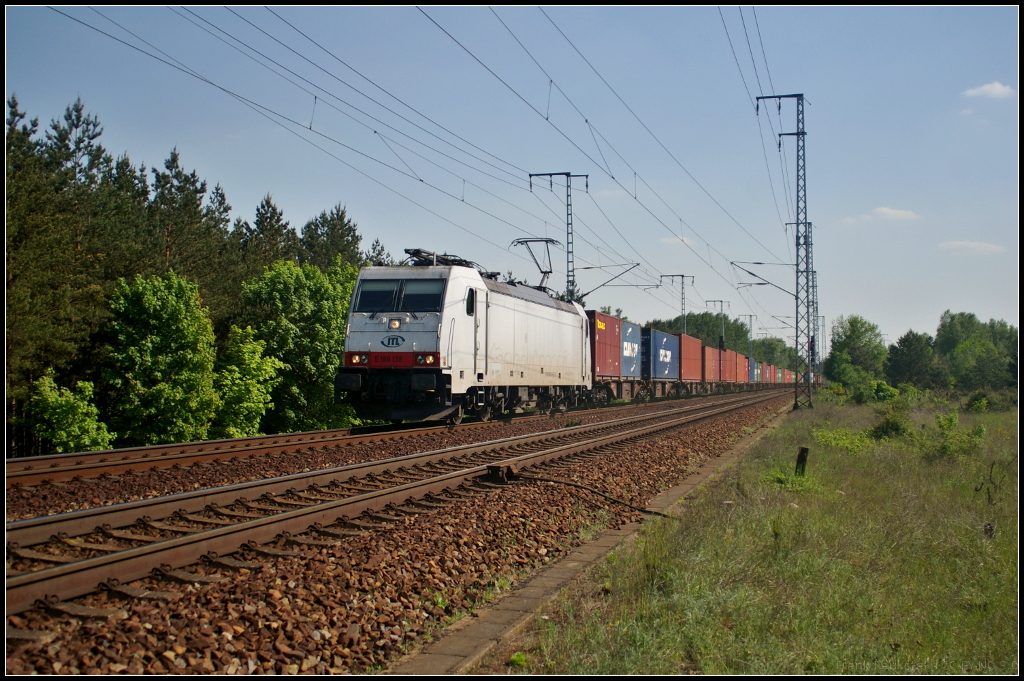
[508,652,528,667]
[868,401,914,441]
[812,426,871,453]
[927,412,986,460]
[762,468,823,494]
[520,402,1017,674]
[495,577,512,592]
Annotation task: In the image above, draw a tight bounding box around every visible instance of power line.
[541,6,787,264]
[265,6,529,177]
[419,7,779,318]
[51,7,543,265]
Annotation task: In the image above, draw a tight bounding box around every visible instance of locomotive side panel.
[484,284,588,389]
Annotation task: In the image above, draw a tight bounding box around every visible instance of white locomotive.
[335,250,592,423]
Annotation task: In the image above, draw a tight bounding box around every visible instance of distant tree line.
[824,311,1017,398]
[644,312,799,369]
[6,97,397,457]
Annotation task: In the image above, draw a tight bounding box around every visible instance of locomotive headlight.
[416,355,425,364]
[350,354,360,364]
[425,355,436,364]
[389,319,401,329]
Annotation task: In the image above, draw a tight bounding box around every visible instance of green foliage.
[867,401,913,441]
[509,652,528,668]
[929,412,986,460]
[963,389,1016,413]
[300,203,361,270]
[236,194,301,279]
[853,380,899,404]
[242,259,359,433]
[825,315,886,380]
[934,311,1017,391]
[762,469,823,493]
[885,330,945,390]
[104,271,218,446]
[824,351,875,394]
[811,427,871,454]
[361,237,398,266]
[28,373,113,453]
[210,326,286,439]
[525,404,1018,674]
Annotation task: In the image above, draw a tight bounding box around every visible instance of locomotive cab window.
[354,280,399,313]
[466,288,475,316]
[399,279,445,312]
[354,279,446,313]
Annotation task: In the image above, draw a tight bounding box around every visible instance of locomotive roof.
[357,265,580,314]
[483,279,580,314]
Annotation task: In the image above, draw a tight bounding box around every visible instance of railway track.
[6,392,779,616]
[5,391,779,488]
[5,415,518,489]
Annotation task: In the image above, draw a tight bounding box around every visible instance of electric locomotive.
[335,250,591,423]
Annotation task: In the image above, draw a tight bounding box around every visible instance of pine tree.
[300,203,361,270]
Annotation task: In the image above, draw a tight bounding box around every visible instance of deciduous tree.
[103,272,218,446]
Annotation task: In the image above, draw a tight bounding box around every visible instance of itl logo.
[381,336,405,348]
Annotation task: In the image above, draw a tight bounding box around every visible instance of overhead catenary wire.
[173,6,676,306]
[494,6,784,276]
[52,7,545,266]
[62,7,795,330]
[540,6,789,265]
[419,7,778,321]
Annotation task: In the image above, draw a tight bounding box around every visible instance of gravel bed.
[6,396,786,675]
[6,399,734,522]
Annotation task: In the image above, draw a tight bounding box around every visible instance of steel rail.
[6,393,765,548]
[6,391,771,487]
[5,417,518,488]
[6,392,782,614]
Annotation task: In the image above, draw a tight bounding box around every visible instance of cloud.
[960,109,973,116]
[871,207,921,220]
[939,241,1006,255]
[962,82,1017,99]
[842,207,922,223]
[661,235,694,246]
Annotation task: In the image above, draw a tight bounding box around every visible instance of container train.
[335,251,799,423]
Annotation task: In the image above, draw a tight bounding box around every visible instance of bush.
[29,374,114,453]
[851,380,899,404]
[928,412,986,459]
[866,399,914,441]
[964,389,1016,413]
[812,427,871,454]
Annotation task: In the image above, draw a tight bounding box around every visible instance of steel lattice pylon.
[758,93,814,408]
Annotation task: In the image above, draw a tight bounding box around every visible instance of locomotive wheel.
[446,406,463,426]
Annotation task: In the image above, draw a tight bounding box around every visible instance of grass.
[517,401,1017,674]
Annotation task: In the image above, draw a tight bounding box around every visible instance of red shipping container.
[722,350,736,383]
[680,333,702,381]
[587,310,621,378]
[736,353,747,382]
[760,362,768,384]
[702,346,720,382]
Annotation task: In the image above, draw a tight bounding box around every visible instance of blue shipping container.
[641,328,680,380]
[621,322,642,378]
[748,358,757,383]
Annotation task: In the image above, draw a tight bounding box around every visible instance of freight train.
[334,251,799,423]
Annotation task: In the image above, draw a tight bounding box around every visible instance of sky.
[6,6,1019,353]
